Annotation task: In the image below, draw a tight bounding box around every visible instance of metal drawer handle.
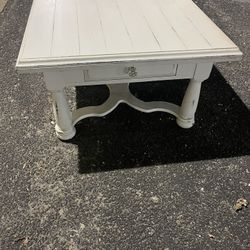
[125,66,137,78]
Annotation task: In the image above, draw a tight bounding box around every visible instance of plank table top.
[16,0,242,72]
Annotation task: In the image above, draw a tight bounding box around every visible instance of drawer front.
[84,62,177,82]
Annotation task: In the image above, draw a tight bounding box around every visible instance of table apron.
[44,62,197,89]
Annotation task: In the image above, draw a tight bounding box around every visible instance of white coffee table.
[16,0,242,140]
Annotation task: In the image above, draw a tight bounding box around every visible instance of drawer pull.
[125,66,137,78]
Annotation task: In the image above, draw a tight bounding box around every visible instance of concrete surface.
[0,0,249,249]
[0,0,8,12]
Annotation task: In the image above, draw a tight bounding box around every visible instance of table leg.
[176,63,213,128]
[44,72,76,140]
[176,79,202,128]
[50,89,76,140]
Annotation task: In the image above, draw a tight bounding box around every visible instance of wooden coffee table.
[16,0,242,140]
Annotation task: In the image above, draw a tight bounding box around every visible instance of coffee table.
[16,0,242,140]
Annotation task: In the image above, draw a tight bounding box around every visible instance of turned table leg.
[176,79,202,128]
[44,72,76,140]
[177,63,213,128]
[51,89,76,140]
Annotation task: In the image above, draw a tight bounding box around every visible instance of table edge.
[16,48,242,73]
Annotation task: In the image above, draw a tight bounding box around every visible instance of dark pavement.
[0,0,249,249]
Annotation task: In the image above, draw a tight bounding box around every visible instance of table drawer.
[84,62,177,82]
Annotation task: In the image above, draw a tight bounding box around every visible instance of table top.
[16,0,242,71]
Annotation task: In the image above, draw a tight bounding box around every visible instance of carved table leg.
[176,63,213,128]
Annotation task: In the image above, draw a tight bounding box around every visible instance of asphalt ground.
[0,0,249,249]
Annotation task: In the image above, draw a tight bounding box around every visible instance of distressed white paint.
[72,83,180,125]
[177,63,213,128]
[51,90,76,140]
[44,62,213,140]
[16,0,242,140]
[16,0,241,70]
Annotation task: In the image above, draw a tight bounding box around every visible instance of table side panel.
[44,62,196,89]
